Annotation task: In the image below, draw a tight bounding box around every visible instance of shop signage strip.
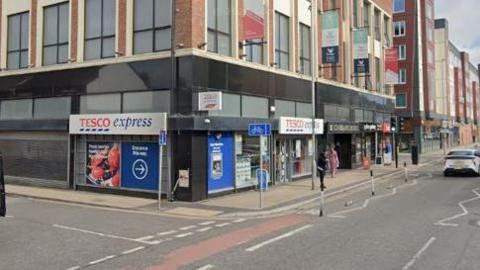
[69,113,167,135]
[279,117,324,135]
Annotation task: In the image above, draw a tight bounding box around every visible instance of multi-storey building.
[0,0,394,201]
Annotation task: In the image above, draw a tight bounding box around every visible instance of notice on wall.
[121,143,159,190]
[86,143,121,188]
[178,170,190,188]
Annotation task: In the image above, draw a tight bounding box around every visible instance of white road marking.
[176,232,194,238]
[157,230,177,236]
[245,224,313,252]
[197,264,215,270]
[196,226,212,232]
[180,225,197,230]
[52,224,157,245]
[121,246,145,255]
[215,222,231,228]
[199,221,216,226]
[5,215,14,218]
[401,237,436,270]
[65,266,81,270]
[135,235,155,241]
[88,255,116,265]
[233,218,246,223]
[435,188,480,227]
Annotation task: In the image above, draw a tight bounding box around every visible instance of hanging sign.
[353,29,369,74]
[385,48,399,84]
[321,10,339,64]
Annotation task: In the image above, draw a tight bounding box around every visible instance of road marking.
[135,235,155,241]
[196,226,212,232]
[197,264,215,270]
[52,224,157,245]
[199,221,216,226]
[233,218,246,223]
[435,188,480,227]
[5,215,14,218]
[65,266,80,270]
[157,230,177,236]
[245,224,313,252]
[401,237,436,270]
[88,255,116,265]
[180,225,197,231]
[176,232,194,238]
[121,246,145,255]
[215,222,231,228]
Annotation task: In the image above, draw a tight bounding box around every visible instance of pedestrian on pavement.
[335,142,341,167]
[328,145,339,178]
[317,152,327,190]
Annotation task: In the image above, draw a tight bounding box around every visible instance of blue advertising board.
[208,132,234,193]
[248,123,271,136]
[121,143,159,190]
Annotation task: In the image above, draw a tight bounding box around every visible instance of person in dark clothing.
[0,153,5,217]
[317,152,327,191]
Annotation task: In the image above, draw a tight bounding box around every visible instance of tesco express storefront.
[69,113,167,195]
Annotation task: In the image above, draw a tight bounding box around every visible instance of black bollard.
[0,153,6,217]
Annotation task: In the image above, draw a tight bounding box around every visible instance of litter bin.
[0,153,5,217]
[411,145,419,165]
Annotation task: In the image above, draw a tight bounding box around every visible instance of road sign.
[248,123,271,136]
[159,131,167,145]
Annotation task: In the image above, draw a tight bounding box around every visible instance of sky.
[436,0,480,65]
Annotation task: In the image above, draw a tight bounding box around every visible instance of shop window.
[354,109,364,122]
[34,97,71,119]
[123,91,170,113]
[208,0,232,56]
[235,134,260,188]
[85,0,116,60]
[275,12,290,70]
[209,93,241,117]
[43,2,69,65]
[80,94,121,114]
[364,110,374,122]
[0,99,33,120]
[296,102,312,118]
[134,0,171,54]
[7,12,29,70]
[292,139,313,178]
[242,95,268,119]
[274,99,295,118]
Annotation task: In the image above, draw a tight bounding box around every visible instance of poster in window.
[296,140,302,158]
[211,152,223,179]
[86,142,121,188]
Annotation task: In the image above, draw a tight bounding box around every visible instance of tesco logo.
[79,117,153,131]
[80,118,112,128]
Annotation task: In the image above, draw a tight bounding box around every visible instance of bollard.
[404,162,408,183]
[319,189,324,217]
[0,153,5,217]
[370,170,375,196]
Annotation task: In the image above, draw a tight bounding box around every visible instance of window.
[43,2,69,65]
[7,12,29,70]
[396,93,406,107]
[80,94,121,114]
[399,68,406,84]
[398,44,406,60]
[274,99,295,118]
[393,0,405,13]
[0,99,33,120]
[299,24,311,75]
[243,0,265,64]
[242,95,268,119]
[375,57,381,91]
[394,21,406,37]
[363,2,370,30]
[209,93,240,117]
[123,91,170,113]
[296,102,312,118]
[374,9,381,41]
[352,0,358,27]
[275,12,290,70]
[134,0,171,54]
[330,0,336,9]
[34,97,71,119]
[85,0,116,60]
[244,39,263,64]
[383,16,390,45]
[207,0,232,56]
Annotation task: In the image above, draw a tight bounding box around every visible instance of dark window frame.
[85,0,116,60]
[207,0,232,56]
[43,2,69,65]
[275,12,290,70]
[299,23,311,75]
[133,0,172,54]
[7,11,29,70]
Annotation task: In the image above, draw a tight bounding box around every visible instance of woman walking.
[317,152,327,190]
[327,146,339,178]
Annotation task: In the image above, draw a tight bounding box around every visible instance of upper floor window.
[398,44,406,60]
[352,0,359,28]
[299,23,311,75]
[43,2,69,65]
[275,12,290,70]
[374,9,381,41]
[7,12,29,70]
[393,0,405,13]
[207,0,232,56]
[134,0,171,54]
[398,68,406,84]
[85,0,116,60]
[363,2,370,29]
[394,21,406,37]
[395,93,406,108]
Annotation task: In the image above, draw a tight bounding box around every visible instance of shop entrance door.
[334,134,352,169]
[275,139,292,183]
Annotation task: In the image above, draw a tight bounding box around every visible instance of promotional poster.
[353,29,369,74]
[321,10,339,64]
[86,143,121,188]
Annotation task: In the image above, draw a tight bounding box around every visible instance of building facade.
[0,0,394,201]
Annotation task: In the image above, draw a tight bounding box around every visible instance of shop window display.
[235,134,260,188]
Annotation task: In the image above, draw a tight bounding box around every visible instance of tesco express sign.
[69,113,167,135]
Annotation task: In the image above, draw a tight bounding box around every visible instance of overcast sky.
[436,0,480,65]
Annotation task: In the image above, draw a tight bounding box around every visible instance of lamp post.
[310,0,318,191]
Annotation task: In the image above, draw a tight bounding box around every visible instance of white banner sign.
[69,113,167,135]
[198,92,222,111]
[279,117,324,135]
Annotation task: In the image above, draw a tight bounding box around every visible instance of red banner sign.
[385,48,399,84]
[242,10,264,41]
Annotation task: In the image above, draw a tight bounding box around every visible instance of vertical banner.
[353,29,369,74]
[321,10,339,64]
[241,0,265,41]
[385,48,399,84]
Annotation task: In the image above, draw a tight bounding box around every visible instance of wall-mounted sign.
[353,29,369,74]
[327,123,361,134]
[361,124,378,132]
[70,113,167,135]
[321,10,339,64]
[121,143,159,190]
[178,170,190,188]
[208,133,234,193]
[385,48,399,84]
[198,92,222,111]
[279,117,324,135]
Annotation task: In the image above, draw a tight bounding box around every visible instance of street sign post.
[248,123,271,209]
[248,123,272,137]
[158,130,167,210]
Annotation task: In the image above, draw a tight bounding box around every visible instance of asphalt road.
[2,162,480,270]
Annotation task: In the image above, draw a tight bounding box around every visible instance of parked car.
[444,149,480,176]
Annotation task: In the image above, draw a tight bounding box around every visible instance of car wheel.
[444,171,449,177]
